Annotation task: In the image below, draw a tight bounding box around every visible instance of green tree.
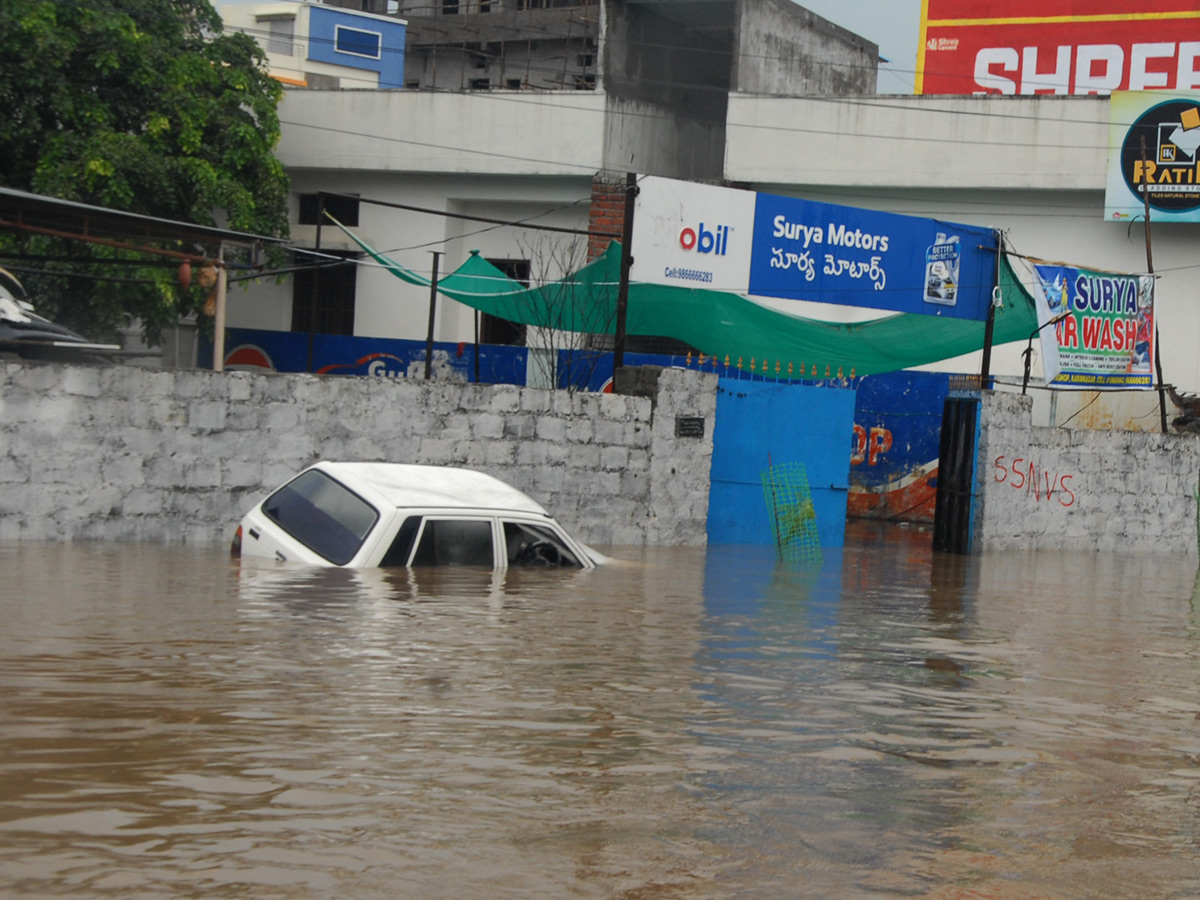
[0,0,289,342]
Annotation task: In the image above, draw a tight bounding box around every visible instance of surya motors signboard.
[631,176,997,321]
[917,1,1200,95]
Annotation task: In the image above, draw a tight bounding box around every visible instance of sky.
[795,0,924,94]
[217,0,926,94]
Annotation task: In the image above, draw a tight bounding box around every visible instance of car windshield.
[262,470,379,565]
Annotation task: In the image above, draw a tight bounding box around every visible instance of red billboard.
[917,1,1200,95]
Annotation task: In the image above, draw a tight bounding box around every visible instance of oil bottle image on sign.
[924,232,960,306]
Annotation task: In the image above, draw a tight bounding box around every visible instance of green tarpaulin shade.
[332,219,1038,377]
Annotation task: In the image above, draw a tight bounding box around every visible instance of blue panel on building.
[308,6,406,89]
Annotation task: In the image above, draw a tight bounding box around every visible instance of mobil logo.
[678,222,731,256]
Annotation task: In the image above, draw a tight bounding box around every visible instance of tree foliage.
[0,0,290,342]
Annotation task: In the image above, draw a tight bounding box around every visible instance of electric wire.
[18,3,1186,120]
[9,7,1196,302]
[11,14,1197,270]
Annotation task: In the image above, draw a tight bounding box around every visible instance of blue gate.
[708,378,855,548]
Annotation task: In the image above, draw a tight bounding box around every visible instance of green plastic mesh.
[761,461,822,565]
[334,221,1039,378]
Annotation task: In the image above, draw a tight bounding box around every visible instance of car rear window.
[262,470,379,565]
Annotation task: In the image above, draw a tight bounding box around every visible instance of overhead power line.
[276,98,1117,185]
[322,191,617,238]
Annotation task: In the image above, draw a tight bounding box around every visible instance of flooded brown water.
[1,522,1199,900]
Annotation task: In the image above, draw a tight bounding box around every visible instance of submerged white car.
[232,462,602,569]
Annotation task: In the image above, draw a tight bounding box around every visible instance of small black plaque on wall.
[675,416,705,438]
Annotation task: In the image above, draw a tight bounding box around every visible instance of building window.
[479,259,528,346]
[577,53,593,68]
[574,73,596,89]
[442,0,459,14]
[258,16,295,55]
[479,0,491,11]
[298,193,360,227]
[292,251,358,337]
[470,51,487,70]
[468,77,491,90]
[506,78,523,89]
[334,25,382,59]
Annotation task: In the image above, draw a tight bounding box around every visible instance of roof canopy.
[339,221,1039,378]
[0,187,287,251]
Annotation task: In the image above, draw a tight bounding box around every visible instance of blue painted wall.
[203,329,528,384]
[308,6,406,89]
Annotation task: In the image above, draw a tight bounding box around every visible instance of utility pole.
[613,172,637,372]
[425,251,441,380]
[1140,138,1168,434]
[473,310,481,383]
[979,229,1002,386]
[213,243,227,372]
[306,193,324,374]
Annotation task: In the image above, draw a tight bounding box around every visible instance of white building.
[223,3,1200,408]
[224,0,881,352]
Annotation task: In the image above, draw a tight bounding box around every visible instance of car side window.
[380,515,422,567]
[503,521,582,568]
[411,519,495,567]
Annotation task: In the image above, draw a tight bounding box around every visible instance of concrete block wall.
[975,391,1200,556]
[0,361,717,549]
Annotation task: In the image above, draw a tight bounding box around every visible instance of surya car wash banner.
[632,176,998,321]
[1029,263,1155,389]
[1106,91,1200,222]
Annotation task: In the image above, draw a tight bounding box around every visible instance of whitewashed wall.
[0,362,716,549]
[975,390,1200,556]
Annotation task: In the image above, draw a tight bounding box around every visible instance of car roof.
[313,462,551,516]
